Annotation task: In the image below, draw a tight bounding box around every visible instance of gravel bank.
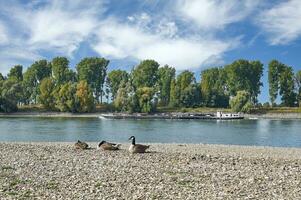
[1,143,301,199]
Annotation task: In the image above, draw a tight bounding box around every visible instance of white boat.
[216,111,243,119]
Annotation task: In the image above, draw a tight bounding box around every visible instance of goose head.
[128,136,135,145]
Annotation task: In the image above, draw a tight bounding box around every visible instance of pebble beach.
[1,142,301,199]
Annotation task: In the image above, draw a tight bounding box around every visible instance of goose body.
[98,141,121,151]
[74,140,89,150]
[128,136,150,153]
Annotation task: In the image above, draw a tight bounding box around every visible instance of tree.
[268,60,283,105]
[114,83,129,112]
[175,70,199,107]
[0,73,5,81]
[230,90,252,113]
[106,70,129,101]
[157,65,175,106]
[76,81,95,112]
[0,79,23,112]
[38,78,56,110]
[23,60,52,104]
[76,57,109,103]
[268,60,297,107]
[279,67,296,106]
[225,60,263,104]
[132,60,159,88]
[54,82,78,112]
[52,57,75,85]
[136,87,155,113]
[8,65,23,81]
[200,67,229,107]
[169,79,180,107]
[295,70,301,106]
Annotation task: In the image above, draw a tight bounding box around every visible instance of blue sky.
[0,0,301,103]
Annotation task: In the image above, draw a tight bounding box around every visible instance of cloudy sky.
[0,0,301,102]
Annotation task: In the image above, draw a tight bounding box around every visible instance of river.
[0,117,301,147]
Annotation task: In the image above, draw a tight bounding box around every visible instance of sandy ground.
[0,142,301,199]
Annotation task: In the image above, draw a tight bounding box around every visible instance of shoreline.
[1,142,301,199]
[0,111,301,119]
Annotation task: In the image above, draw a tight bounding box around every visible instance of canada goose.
[98,141,121,150]
[74,140,89,150]
[128,136,150,153]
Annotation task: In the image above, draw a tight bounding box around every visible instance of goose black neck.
[131,137,135,145]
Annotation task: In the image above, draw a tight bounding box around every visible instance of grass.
[1,166,15,170]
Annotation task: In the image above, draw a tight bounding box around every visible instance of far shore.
[0,111,300,119]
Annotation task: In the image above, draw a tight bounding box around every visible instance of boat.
[215,111,244,120]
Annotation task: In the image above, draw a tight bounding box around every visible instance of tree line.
[0,57,300,113]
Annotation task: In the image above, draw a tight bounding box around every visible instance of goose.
[128,136,150,153]
[74,140,89,150]
[98,141,121,151]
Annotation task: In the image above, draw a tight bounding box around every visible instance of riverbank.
[1,111,300,119]
[1,143,301,199]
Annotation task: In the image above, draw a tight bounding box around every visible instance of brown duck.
[74,140,89,150]
[98,141,121,151]
[128,136,150,153]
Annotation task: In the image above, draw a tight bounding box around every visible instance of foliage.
[54,82,78,112]
[296,70,301,107]
[230,90,252,113]
[106,70,129,101]
[76,81,95,112]
[76,57,109,103]
[52,57,76,85]
[38,78,56,110]
[132,60,159,88]
[225,60,263,104]
[157,65,175,106]
[136,87,155,113]
[200,67,229,107]
[0,79,23,112]
[23,60,52,104]
[8,65,23,81]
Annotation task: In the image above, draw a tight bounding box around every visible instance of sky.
[0,0,301,103]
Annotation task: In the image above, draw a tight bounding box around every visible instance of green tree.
[114,82,129,112]
[200,67,229,107]
[136,87,155,113]
[38,78,56,110]
[54,82,78,112]
[76,80,95,112]
[0,73,5,81]
[268,60,283,105]
[225,60,263,104]
[169,79,180,107]
[157,65,175,106]
[0,79,23,112]
[106,70,129,101]
[23,60,52,104]
[8,65,23,81]
[52,57,75,85]
[295,70,301,106]
[279,67,296,106]
[230,90,252,113]
[176,70,199,107]
[132,60,159,88]
[76,57,109,103]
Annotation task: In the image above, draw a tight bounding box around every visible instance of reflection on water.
[0,117,301,147]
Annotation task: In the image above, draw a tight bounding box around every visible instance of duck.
[98,141,121,151]
[74,140,89,150]
[128,136,150,153]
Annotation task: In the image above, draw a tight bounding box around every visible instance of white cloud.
[10,0,101,56]
[178,0,260,30]
[0,21,8,45]
[92,19,237,70]
[257,0,301,45]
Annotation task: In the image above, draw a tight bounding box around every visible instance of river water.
[0,117,301,147]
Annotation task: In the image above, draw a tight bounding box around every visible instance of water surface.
[1,117,301,147]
